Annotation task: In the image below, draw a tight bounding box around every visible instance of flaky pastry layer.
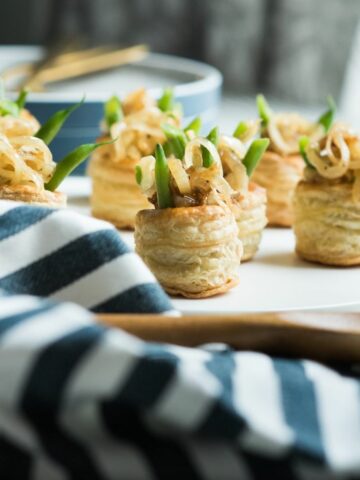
[0,184,66,208]
[252,151,303,227]
[231,182,267,261]
[88,149,152,229]
[293,181,360,266]
[135,205,242,298]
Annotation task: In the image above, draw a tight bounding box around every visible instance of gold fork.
[2,44,149,91]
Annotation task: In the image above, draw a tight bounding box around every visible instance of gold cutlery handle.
[27,44,149,89]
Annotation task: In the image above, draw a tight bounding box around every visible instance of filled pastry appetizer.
[134,125,269,298]
[251,95,334,227]
[0,92,104,207]
[294,121,360,266]
[221,121,269,260]
[88,88,183,229]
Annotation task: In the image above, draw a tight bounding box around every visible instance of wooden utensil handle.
[97,312,360,362]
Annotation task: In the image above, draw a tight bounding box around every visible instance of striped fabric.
[1,200,360,479]
[0,201,173,314]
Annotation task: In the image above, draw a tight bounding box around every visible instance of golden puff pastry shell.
[0,184,66,208]
[231,182,267,261]
[88,147,152,230]
[135,205,242,298]
[293,180,360,266]
[251,151,303,227]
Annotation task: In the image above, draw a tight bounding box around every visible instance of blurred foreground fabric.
[1,201,360,479]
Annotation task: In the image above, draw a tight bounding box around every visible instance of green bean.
[162,123,187,159]
[104,95,123,128]
[184,116,202,135]
[0,85,27,117]
[201,126,219,168]
[15,89,28,110]
[158,87,183,118]
[256,94,272,127]
[163,142,173,157]
[318,95,336,133]
[299,136,314,169]
[243,138,269,177]
[157,88,174,112]
[135,165,143,186]
[45,140,113,191]
[155,144,173,209]
[0,100,19,117]
[0,80,18,116]
[233,121,248,139]
[36,97,85,145]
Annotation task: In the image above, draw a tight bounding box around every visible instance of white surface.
[62,177,360,314]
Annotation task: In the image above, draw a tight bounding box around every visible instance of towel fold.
[0,201,173,314]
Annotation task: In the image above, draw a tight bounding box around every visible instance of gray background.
[1,0,360,107]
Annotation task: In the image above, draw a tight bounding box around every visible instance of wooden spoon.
[97,312,360,362]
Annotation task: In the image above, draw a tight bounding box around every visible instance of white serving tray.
[62,177,360,314]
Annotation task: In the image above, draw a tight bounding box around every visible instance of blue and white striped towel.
[0,201,172,314]
[1,200,360,480]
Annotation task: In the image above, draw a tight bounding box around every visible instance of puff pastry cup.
[135,206,242,298]
[218,128,268,261]
[293,123,360,266]
[0,185,66,207]
[230,182,267,261]
[134,124,269,297]
[0,95,102,208]
[0,129,67,208]
[89,88,182,229]
[252,95,327,227]
[89,145,151,228]
[251,151,303,227]
[0,106,66,208]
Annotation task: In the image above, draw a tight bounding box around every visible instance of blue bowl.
[2,47,222,174]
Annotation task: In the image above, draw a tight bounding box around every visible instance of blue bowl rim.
[2,46,222,103]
